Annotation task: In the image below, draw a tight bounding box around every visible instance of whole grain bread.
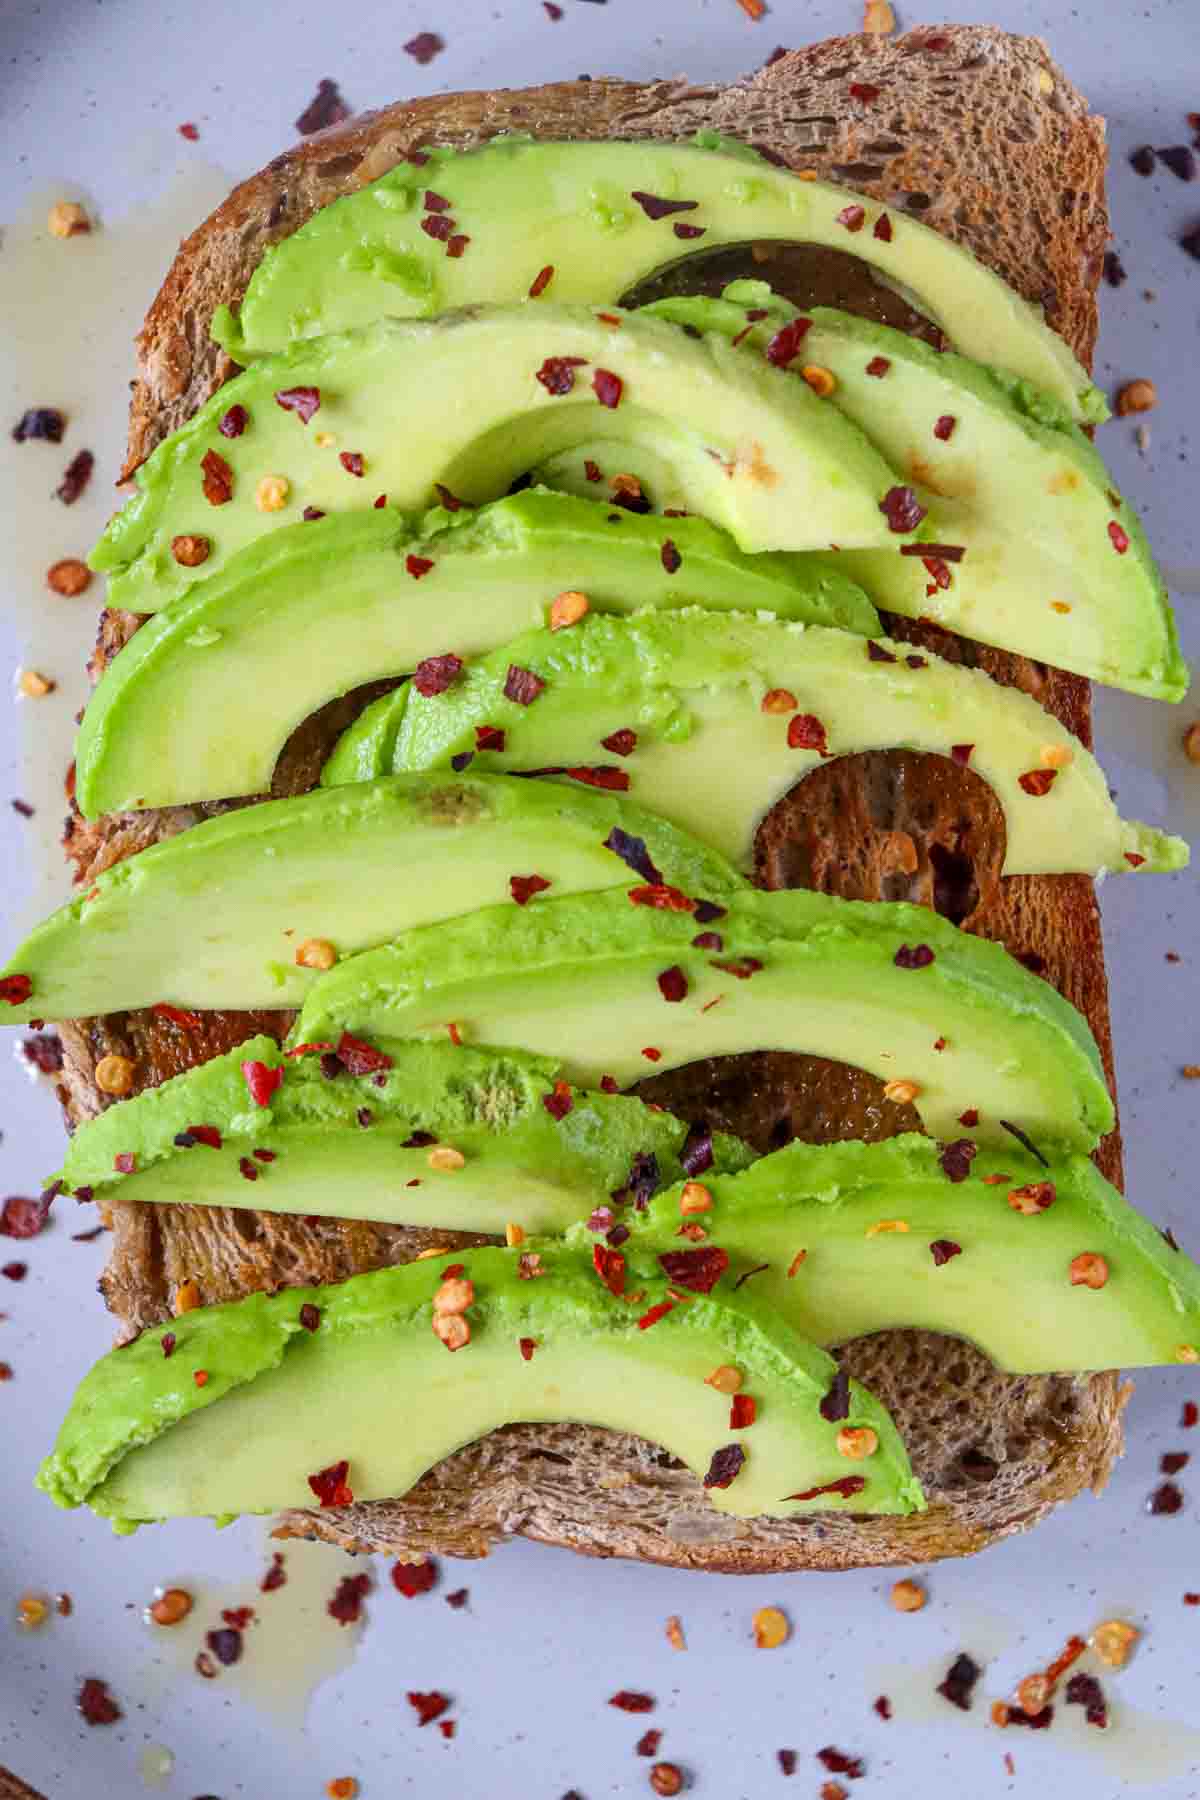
[57,24,1128,1569]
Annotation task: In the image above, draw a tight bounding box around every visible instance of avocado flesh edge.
[0,772,743,1021]
[606,1134,1200,1374]
[639,293,1185,701]
[73,489,878,817]
[292,888,1114,1152]
[214,136,1102,424]
[37,1246,924,1523]
[351,607,1185,879]
[89,306,907,614]
[57,1035,754,1230]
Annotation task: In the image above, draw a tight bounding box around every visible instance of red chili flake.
[1065,1672,1109,1729]
[475,724,506,752]
[517,1252,545,1281]
[308,1459,354,1508]
[610,1690,655,1713]
[1018,768,1057,797]
[1149,1479,1184,1514]
[659,537,683,575]
[55,449,94,505]
[879,485,926,533]
[446,1023,463,1048]
[1184,1401,1199,1429]
[543,1079,574,1120]
[511,873,552,907]
[339,451,365,478]
[675,222,707,239]
[921,555,952,594]
[77,1678,122,1726]
[201,448,234,505]
[160,1332,176,1358]
[516,1335,538,1362]
[956,1109,980,1130]
[153,1001,203,1031]
[403,32,444,63]
[504,664,546,706]
[764,316,813,367]
[412,653,463,697]
[637,1730,664,1757]
[894,943,934,970]
[72,1225,103,1242]
[217,403,248,439]
[783,1474,865,1502]
[296,1303,321,1334]
[274,386,321,424]
[11,798,33,819]
[817,1748,864,1778]
[302,506,325,521]
[628,883,696,913]
[0,1192,54,1238]
[446,234,470,258]
[593,369,623,409]
[865,355,891,377]
[567,765,630,791]
[407,1689,452,1728]
[874,1696,893,1721]
[777,1750,798,1775]
[238,1155,259,1184]
[1124,851,1146,868]
[193,1369,209,1388]
[712,957,764,981]
[873,213,893,243]
[1185,1593,1200,1605]
[637,1299,676,1330]
[0,1362,11,1380]
[1163,1450,1191,1475]
[12,407,65,443]
[599,1075,620,1094]
[933,414,957,442]
[1107,519,1132,555]
[597,728,637,759]
[390,1557,437,1598]
[786,712,828,754]
[321,1573,371,1628]
[113,1153,137,1175]
[690,931,723,953]
[939,1139,977,1184]
[335,1032,393,1076]
[178,121,200,141]
[837,204,866,233]
[930,1238,963,1266]
[947,744,974,769]
[658,1247,729,1294]
[583,458,603,482]
[528,264,556,299]
[294,77,350,134]
[593,1243,626,1296]
[703,1444,746,1490]
[261,1553,287,1593]
[936,1653,982,1711]
[185,1124,223,1148]
[642,1047,663,1062]
[536,355,587,395]
[630,191,701,221]
[900,541,966,562]
[657,965,689,1004]
[241,1059,283,1107]
[730,1393,757,1429]
[850,81,880,101]
[1,1262,26,1280]
[20,1032,62,1073]
[817,1368,851,1423]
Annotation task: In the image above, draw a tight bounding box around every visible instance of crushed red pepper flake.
[1149,1479,1184,1514]
[765,317,813,367]
[711,957,764,981]
[783,1474,865,1502]
[777,1749,798,1775]
[933,414,957,441]
[1065,1672,1109,1728]
[873,213,893,243]
[1018,767,1058,797]
[446,235,470,258]
[511,873,552,907]
[567,764,629,791]
[730,1393,757,1429]
[201,448,234,505]
[939,1139,978,1183]
[837,203,866,232]
[879,485,926,532]
[703,1443,746,1489]
[413,653,463,695]
[894,943,934,969]
[543,1079,574,1120]
[1108,520,1130,554]
[336,1031,393,1076]
[55,449,94,505]
[403,32,444,64]
[0,1262,25,1281]
[873,1695,893,1721]
[261,1553,287,1593]
[642,1047,663,1062]
[193,1369,209,1387]
[274,385,321,423]
[865,355,891,377]
[930,1238,963,1266]
[637,1299,676,1330]
[0,1192,54,1238]
[76,1678,122,1726]
[113,1153,137,1175]
[658,1247,729,1293]
[593,369,623,408]
[241,1059,283,1107]
[610,1690,655,1713]
[631,191,700,220]
[504,664,546,705]
[1183,1401,1199,1428]
[391,1558,437,1598]
[637,1729,663,1757]
[153,1001,203,1031]
[518,1336,537,1360]
[1162,1450,1191,1475]
[817,1747,864,1778]
[218,404,248,438]
[475,724,506,751]
[819,1368,851,1422]
[536,355,587,395]
[603,827,660,881]
[308,1459,354,1508]
[593,1243,627,1296]
[658,965,689,1004]
[160,1331,176,1358]
[529,264,555,297]
[295,78,350,134]
[937,1652,982,1710]
[786,712,828,753]
[407,1689,451,1726]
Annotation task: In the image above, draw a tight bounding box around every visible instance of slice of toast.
[57,24,1129,1569]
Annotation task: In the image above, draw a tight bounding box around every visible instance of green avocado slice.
[37,1245,925,1526]
[291,888,1114,1152]
[0,771,740,1020]
[89,305,907,616]
[337,608,1185,879]
[602,1134,1200,1374]
[638,288,1185,700]
[56,1035,754,1232]
[211,135,1103,425]
[73,490,877,817]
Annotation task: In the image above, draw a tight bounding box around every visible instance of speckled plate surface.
[2,2,1200,1796]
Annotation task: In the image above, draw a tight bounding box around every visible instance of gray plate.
[2,2,1199,1796]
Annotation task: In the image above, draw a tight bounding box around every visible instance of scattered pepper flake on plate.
[937,1652,982,1710]
[403,32,445,64]
[407,1689,451,1726]
[76,1677,121,1725]
[610,1690,655,1713]
[295,79,351,135]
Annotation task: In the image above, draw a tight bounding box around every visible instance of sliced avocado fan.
[636,288,1185,700]
[57,1035,754,1233]
[331,608,1185,879]
[37,1244,925,1527]
[0,773,742,1022]
[89,305,909,616]
[291,887,1114,1152]
[601,1134,1200,1375]
[73,490,876,817]
[211,135,1103,425]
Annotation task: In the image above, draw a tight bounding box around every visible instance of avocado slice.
[291,888,1114,1152]
[605,1135,1200,1374]
[211,135,1103,425]
[74,490,877,817]
[38,1244,924,1526]
[0,773,742,1021]
[56,1035,754,1231]
[639,287,1185,699]
[89,305,907,616]
[338,608,1184,879]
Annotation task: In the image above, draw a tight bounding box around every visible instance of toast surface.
[59,24,1125,1568]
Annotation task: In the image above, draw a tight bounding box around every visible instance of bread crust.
[61,23,1123,1568]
